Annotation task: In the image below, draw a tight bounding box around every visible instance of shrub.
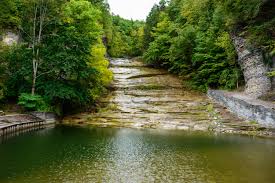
[18,93,51,112]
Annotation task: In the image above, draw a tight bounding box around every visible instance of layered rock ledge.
[208,90,275,127]
[63,58,275,137]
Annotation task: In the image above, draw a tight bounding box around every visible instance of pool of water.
[1,126,275,183]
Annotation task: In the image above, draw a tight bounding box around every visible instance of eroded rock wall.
[30,112,58,124]
[208,90,275,127]
[232,35,271,98]
[272,57,275,90]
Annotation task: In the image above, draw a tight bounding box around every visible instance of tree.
[143,4,161,49]
[30,0,47,95]
[143,12,172,66]
[143,0,246,91]
[4,0,112,113]
[108,15,144,57]
[0,0,20,30]
[37,0,110,111]
[0,43,8,100]
[16,0,66,95]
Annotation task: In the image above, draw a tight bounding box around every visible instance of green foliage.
[1,0,113,114]
[108,15,145,57]
[143,3,164,49]
[0,0,20,30]
[37,0,109,107]
[143,12,172,66]
[108,26,131,57]
[188,30,240,91]
[143,0,274,91]
[90,41,113,85]
[0,43,9,101]
[1,0,274,113]
[215,0,264,27]
[88,40,113,100]
[5,44,33,97]
[268,71,275,77]
[18,93,51,111]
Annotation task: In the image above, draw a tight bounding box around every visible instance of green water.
[1,126,275,183]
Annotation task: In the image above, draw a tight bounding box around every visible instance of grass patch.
[249,120,258,125]
[98,103,119,113]
[134,84,167,90]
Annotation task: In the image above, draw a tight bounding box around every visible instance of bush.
[18,93,51,112]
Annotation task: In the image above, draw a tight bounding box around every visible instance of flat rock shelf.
[208,90,275,127]
[0,114,54,140]
[63,58,275,137]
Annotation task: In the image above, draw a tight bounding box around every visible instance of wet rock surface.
[63,58,275,137]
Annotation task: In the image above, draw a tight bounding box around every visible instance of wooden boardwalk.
[0,114,51,137]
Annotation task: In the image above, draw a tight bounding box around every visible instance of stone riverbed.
[63,58,274,137]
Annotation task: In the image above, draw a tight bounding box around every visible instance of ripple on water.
[1,126,275,183]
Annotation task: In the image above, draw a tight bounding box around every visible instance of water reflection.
[1,126,275,183]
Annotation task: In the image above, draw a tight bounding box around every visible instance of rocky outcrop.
[232,35,272,98]
[272,57,275,90]
[208,90,275,127]
[30,112,58,123]
[0,31,19,46]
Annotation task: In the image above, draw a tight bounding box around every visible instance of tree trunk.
[31,0,46,95]
[31,68,37,95]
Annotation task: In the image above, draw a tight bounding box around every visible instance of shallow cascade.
[63,58,266,135]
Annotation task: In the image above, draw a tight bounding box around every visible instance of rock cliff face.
[272,57,275,90]
[232,35,271,98]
